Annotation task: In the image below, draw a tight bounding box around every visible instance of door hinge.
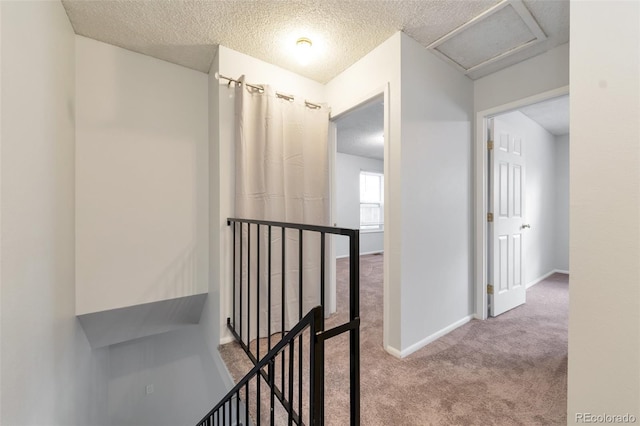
[487,284,494,295]
[487,212,494,222]
[487,140,494,150]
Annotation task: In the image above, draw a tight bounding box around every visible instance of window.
[360,171,384,231]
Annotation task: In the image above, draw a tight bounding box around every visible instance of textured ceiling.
[336,98,384,161]
[519,95,570,136]
[61,0,569,84]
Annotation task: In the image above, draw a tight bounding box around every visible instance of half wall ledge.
[77,293,208,348]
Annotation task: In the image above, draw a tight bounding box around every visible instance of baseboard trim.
[220,335,235,345]
[336,250,384,259]
[384,345,402,359]
[527,270,555,289]
[398,315,474,358]
[526,269,570,289]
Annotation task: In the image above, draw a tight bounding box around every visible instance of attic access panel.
[427,0,546,74]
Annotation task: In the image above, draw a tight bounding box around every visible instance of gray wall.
[1,4,232,425]
[335,152,384,258]
[75,36,210,317]
[554,134,570,271]
[399,34,474,353]
[107,326,229,426]
[0,2,109,424]
[86,41,231,425]
[568,1,640,418]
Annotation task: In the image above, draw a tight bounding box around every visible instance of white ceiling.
[336,98,384,161]
[61,0,569,84]
[519,95,570,136]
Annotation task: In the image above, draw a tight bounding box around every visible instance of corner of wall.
[203,47,223,353]
[0,2,4,423]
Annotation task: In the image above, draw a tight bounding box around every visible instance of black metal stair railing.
[196,305,325,426]
[214,218,361,426]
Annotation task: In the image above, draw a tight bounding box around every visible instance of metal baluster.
[269,359,275,425]
[299,230,303,321]
[298,333,303,424]
[257,374,261,425]
[257,224,261,361]
[320,232,325,312]
[288,341,294,426]
[349,231,360,426]
[248,223,251,357]
[268,225,272,354]
[281,227,286,392]
[298,230,304,426]
[245,381,249,425]
[236,391,240,426]
[233,222,236,332]
[310,307,324,426]
[239,223,244,345]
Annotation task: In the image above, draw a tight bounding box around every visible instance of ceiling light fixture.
[295,37,313,66]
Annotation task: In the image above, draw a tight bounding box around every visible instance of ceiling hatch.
[427,0,547,75]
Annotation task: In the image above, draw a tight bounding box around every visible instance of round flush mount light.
[295,37,313,66]
[296,37,312,48]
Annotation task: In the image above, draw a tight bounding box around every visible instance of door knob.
[521,224,531,229]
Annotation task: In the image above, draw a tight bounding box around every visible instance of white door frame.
[328,84,390,346]
[474,85,570,320]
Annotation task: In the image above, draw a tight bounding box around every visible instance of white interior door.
[489,117,527,316]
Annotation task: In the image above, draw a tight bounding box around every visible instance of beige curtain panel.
[234,76,330,339]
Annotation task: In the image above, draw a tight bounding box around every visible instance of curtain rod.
[215,73,323,110]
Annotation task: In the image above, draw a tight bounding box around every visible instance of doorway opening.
[328,92,387,345]
[475,87,570,319]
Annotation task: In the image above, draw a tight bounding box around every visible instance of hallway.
[220,254,568,425]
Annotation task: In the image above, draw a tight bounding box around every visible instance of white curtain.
[235,77,329,341]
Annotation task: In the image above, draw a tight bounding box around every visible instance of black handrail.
[223,217,361,426]
[196,306,325,426]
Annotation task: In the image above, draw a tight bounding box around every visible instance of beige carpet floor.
[219,254,568,425]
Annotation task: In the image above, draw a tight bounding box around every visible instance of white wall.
[554,134,569,272]
[326,32,402,352]
[335,153,384,257]
[0,2,109,424]
[0,3,3,420]
[75,36,209,315]
[493,111,560,286]
[474,43,569,113]
[198,50,237,394]
[107,326,226,426]
[568,1,640,422]
[327,32,475,356]
[73,37,232,424]
[399,34,474,355]
[198,46,237,404]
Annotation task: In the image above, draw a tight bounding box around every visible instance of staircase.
[197,218,361,426]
